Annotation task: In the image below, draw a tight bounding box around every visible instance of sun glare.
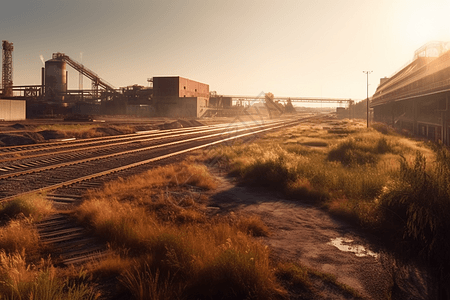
[400,1,450,49]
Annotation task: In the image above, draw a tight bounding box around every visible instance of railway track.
[0,115,314,266]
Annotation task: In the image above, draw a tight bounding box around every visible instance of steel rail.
[0,118,291,180]
[0,117,313,202]
[0,123,225,154]
[0,120,281,164]
[0,118,280,155]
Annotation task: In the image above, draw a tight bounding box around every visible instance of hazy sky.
[1,0,449,101]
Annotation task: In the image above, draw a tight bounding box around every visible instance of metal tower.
[2,40,14,97]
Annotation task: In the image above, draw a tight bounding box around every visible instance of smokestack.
[41,67,45,97]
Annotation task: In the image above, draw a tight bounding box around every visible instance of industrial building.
[153,76,209,118]
[1,41,26,121]
[2,39,352,120]
[209,96,232,108]
[371,41,450,144]
[1,42,219,118]
[0,99,26,121]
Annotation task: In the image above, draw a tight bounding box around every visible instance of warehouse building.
[153,76,209,118]
[0,99,26,121]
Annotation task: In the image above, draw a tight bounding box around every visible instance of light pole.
[363,71,372,128]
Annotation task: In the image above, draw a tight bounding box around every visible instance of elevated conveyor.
[52,53,116,92]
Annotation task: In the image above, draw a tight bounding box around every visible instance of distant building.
[0,99,26,121]
[153,76,209,118]
[209,96,232,108]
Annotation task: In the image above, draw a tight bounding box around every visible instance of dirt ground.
[207,170,430,300]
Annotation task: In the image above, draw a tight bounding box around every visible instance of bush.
[0,194,53,222]
[0,219,39,255]
[186,247,280,300]
[378,148,450,273]
[237,215,270,237]
[0,251,97,300]
[327,135,396,166]
[327,138,378,166]
[75,162,285,299]
[241,156,296,189]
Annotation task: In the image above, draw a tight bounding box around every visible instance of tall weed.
[0,194,53,222]
[76,162,284,299]
[378,148,450,270]
[327,135,396,166]
[0,219,39,255]
[0,251,97,300]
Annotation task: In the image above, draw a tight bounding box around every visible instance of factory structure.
[1,39,358,121]
[370,41,450,144]
[0,41,25,121]
[0,41,237,120]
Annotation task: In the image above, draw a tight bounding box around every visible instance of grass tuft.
[275,262,363,298]
[237,215,270,237]
[0,219,39,255]
[0,251,97,300]
[327,135,395,166]
[75,162,285,299]
[276,262,311,291]
[378,147,450,273]
[0,194,53,223]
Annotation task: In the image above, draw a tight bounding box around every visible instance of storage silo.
[45,58,67,101]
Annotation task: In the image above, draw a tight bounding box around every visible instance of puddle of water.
[328,237,378,259]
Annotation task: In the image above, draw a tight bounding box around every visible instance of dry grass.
[85,162,217,204]
[0,219,39,256]
[72,147,387,298]
[76,163,283,299]
[377,147,450,277]
[276,262,311,290]
[75,162,285,299]
[76,201,284,299]
[326,131,410,166]
[206,120,432,231]
[276,262,363,299]
[236,215,270,237]
[85,253,134,278]
[207,118,450,294]
[0,193,53,223]
[0,194,53,257]
[35,124,134,139]
[0,251,98,300]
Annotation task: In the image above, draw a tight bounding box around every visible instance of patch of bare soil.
[10,123,27,130]
[93,126,128,136]
[38,130,67,140]
[0,125,135,147]
[207,171,429,300]
[159,119,204,129]
[177,119,203,127]
[0,133,42,146]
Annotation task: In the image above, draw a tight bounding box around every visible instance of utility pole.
[363,71,372,128]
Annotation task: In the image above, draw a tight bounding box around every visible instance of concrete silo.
[45,58,67,101]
